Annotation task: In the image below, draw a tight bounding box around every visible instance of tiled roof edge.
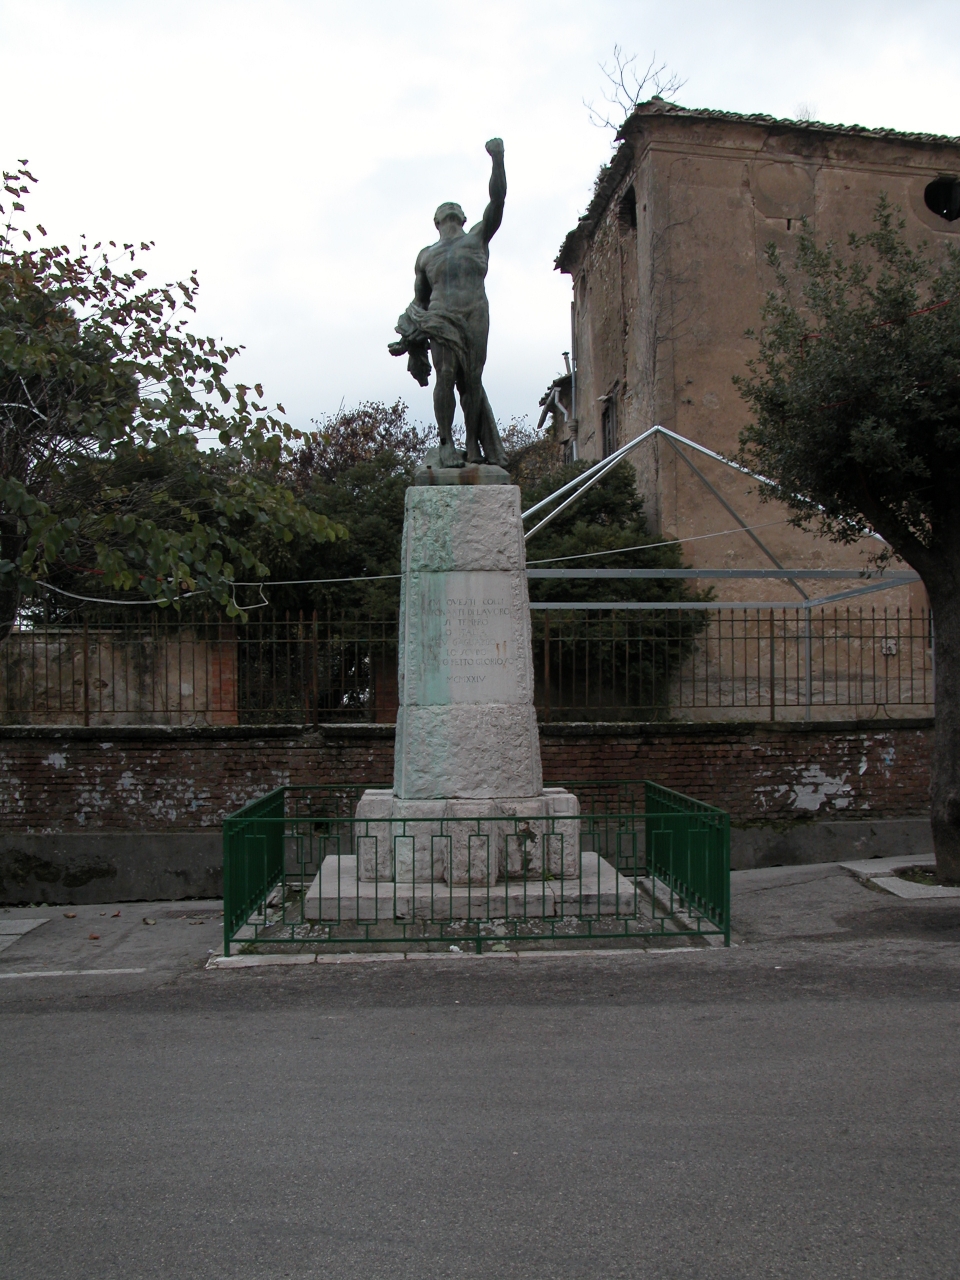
[616,99,960,148]
[555,99,960,272]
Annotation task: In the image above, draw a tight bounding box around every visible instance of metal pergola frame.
[520,424,911,610]
[520,427,928,719]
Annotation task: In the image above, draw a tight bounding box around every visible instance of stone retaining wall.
[0,719,933,902]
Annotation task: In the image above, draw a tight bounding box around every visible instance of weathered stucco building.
[551,99,960,609]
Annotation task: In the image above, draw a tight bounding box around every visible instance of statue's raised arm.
[477,138,506,244]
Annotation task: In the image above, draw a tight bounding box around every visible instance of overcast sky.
[2,0,959,439]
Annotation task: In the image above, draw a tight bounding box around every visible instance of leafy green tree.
[0,163,342,637]
[263,400,430,620]
[736,199,960,881]
[522,459,695,605]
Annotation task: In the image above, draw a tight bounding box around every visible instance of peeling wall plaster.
[786,764,854,812]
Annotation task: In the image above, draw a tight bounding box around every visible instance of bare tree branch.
[584,46,686,133]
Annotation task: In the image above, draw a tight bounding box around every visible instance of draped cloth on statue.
[389,301,501,465]
[388,300,470,386]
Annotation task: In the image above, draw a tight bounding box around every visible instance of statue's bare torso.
[415,232,490,372]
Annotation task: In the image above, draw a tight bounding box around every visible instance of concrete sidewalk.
[0,899,222,991]
[730,858,960,947]
[2,858,959,988]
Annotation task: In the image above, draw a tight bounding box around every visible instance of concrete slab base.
[840,854,960,899]
[869,877,960,899]
[207,946,700,969]
[304,850,637,922]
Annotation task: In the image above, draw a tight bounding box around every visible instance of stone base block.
[394,704,543,799]
[402,480,520,550]
[304,851,635,923]
[354,787,580,885]
[414,463,511,486]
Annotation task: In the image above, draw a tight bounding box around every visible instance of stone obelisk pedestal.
[354,480,579,888]
[396,483,541,798]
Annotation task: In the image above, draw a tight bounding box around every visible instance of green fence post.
[722,810,731,946]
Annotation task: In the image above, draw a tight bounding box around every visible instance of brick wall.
[0,719,931,833]
[540,721,932,821]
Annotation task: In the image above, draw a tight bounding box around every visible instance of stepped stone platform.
[304,851,638,922]
[351,787,580,885]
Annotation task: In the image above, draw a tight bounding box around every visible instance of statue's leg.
[458,372,483,464]
[459,313,499,465]
[430,340,463,467]
[431,340,456,438]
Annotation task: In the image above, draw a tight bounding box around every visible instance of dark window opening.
[924,177,960,223]
[618,187,637,231]
[602,399,618,458]
[563,437,578,465]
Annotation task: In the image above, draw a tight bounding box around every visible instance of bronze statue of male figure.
[389,138,508,469]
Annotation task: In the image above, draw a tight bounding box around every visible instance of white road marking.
[0,968,148,979]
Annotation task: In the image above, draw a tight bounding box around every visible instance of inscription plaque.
[407,569,527,705]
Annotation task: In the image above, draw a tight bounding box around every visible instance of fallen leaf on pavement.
[143,918,156,925]
[112,911,121,917]
[64,912,77,919]
[88,933,100,940]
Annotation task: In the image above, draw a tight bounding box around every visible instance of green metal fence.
[222,788,286,943]
[220,782,730,955]
[644,782,730,941]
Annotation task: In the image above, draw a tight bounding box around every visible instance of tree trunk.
[928,585,960,883]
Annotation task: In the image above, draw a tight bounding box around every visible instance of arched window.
[924,177,960,223]
[618,187,638,231]
[602,397,618,458]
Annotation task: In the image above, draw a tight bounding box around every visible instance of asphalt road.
[2,865,959,1280]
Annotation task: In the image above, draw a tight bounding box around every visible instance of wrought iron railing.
[535,606,933,720]
[220,781,730,954]
[0,607,934,725]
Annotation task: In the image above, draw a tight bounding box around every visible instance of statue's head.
[434,201,466,230]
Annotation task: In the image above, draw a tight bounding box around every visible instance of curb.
[206,946,706,970]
